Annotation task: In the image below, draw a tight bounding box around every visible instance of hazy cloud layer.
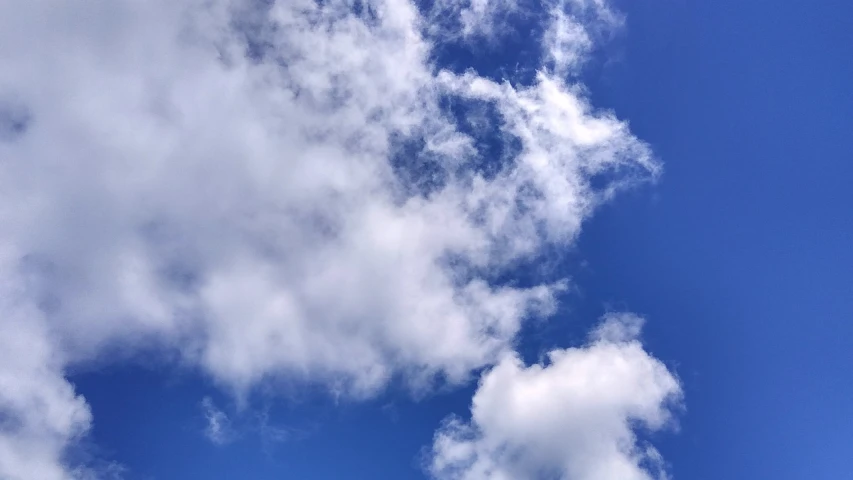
[0,0,667,478]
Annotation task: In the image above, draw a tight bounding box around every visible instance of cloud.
[426,0,523,41]
[201,397,235,446]
[542,0,623,76]
[0,283,92,480]
[429,314,682,480]
[0,0,660,477]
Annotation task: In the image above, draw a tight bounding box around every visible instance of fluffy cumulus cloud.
[0,0,669,478]
[430,314,682,480]
[0,267,92,480]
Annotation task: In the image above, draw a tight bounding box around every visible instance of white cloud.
[201,397,234,445]
[429,314,682,480]
[0,0,660,477]
[540,0,623,77]
[0,250,92,480]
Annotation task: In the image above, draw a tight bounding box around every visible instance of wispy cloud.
[200,397,235,446]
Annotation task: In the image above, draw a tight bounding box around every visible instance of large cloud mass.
[0,0,668,478]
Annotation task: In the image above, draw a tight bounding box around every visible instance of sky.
[0,1,851,480]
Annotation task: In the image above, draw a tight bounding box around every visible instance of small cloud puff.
[429,314,682,480]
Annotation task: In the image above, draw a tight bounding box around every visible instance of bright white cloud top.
[430,314,682,480]
[0,0,677,479]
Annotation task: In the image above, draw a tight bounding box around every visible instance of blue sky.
[1,1,851,479]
